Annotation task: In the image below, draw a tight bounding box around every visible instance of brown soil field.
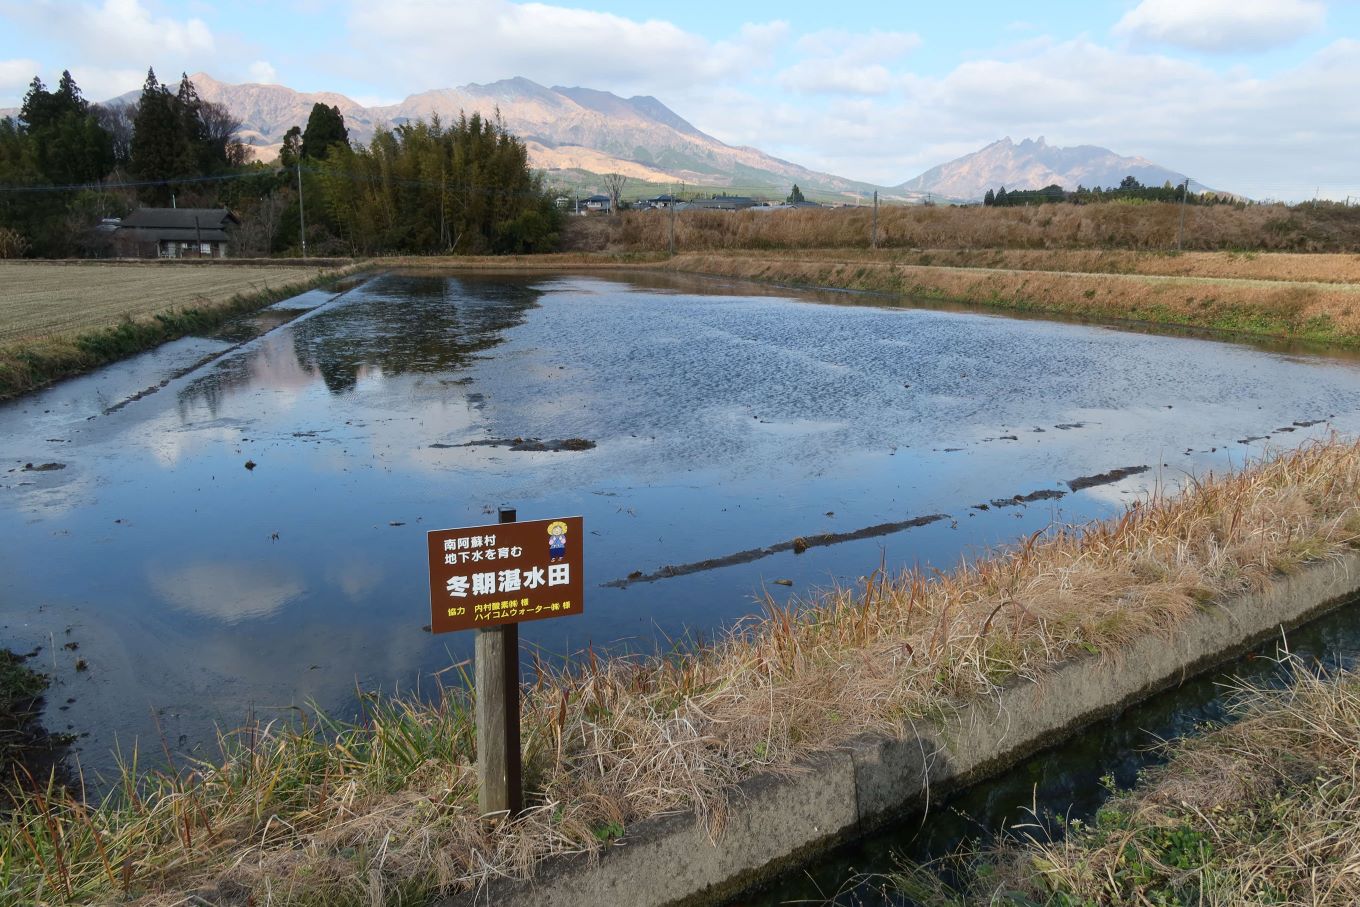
[0,260,338,343]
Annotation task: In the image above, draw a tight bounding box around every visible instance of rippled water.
[4,270,1359,779]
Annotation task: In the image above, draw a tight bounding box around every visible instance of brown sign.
[426,516,584,633]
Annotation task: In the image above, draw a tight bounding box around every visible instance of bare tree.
[603,172,626,216]
[92,101,137,166]
[200,100,248,166]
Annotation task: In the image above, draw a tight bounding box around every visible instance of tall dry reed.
[567,201,1360,255]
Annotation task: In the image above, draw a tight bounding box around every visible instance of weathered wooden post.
[426,510,584,820]
[475,507,522,816]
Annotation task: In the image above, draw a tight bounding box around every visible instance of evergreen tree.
[279,126,303,169]
[995,186,1008,206]
[301,104,348,159]
[130,69,186,203]
[786,184,805,204]
[15,71,112,185]
[983,188,995,206]
[175,73,209,174]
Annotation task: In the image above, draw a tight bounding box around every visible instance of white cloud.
[0,57,41,97]
[0,0,217,100]
[778,28,921,95]
[693,33,1359,200]
[1113,0,1325,52]
[344,0,780,96]
[248,60,277,84]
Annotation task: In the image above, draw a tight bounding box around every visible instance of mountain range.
[135,73,889,201]
[3,73,1203,201]
[899,137,1189,198]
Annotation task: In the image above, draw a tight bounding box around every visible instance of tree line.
[0,69,561,258]
[981,176,1238,208]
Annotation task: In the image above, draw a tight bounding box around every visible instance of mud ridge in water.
[606,471,1142,588]
[973,488,1067,511]
[1067,465,1150,491]
[604,513,951,588]
[430,437,596,452]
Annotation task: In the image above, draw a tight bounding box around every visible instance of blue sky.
[2,0,1358,198]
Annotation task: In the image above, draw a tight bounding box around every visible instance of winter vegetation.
[567,198,1360,254]
[893,658,1360,905]
[0,70,561,259]
[4,435,1359,904]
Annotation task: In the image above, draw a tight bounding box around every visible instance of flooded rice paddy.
[4,270,1360,783]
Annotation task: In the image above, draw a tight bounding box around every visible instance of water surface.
[3,271,1359,778]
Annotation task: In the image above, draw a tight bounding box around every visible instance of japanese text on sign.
[426,516,584,633]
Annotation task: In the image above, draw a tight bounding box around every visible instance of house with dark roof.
[113,208,240,259]
[679,195,761,211]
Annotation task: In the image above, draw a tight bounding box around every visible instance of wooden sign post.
[427,511,584,818]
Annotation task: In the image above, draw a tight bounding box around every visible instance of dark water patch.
[432,437,597,452]
[1067,465,1149,491]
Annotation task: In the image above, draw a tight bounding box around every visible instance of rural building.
[680,195,760,211]
[580,194,612,213]
[113,208,240,259]
[640,194,679,209]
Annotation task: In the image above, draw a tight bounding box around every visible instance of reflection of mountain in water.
[178,275,543,411]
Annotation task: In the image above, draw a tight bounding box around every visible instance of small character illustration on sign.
[547,520,568,562]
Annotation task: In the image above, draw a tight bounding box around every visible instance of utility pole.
[296,162,308,259]
[669,183,676,257]
[872,190,879,250]
[1177,177,1189,251]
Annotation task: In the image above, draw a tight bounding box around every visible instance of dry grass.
[650,247,1360,285]
[568,201,1360,255]
[0,261,362,401]
[661,253,1360,344]
[5,437,1360,905]
[977,660,1360,905]
[0,261,339,344]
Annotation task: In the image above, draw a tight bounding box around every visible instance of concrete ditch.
[439,550,1360,907]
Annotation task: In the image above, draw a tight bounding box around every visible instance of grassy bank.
[567,201,1360,254]
[660,253,1360,345]
[898,659,1360,905]
[0,262,366,401]
[4,437,1359,904]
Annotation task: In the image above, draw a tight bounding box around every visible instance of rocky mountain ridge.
[898,136,1190,200]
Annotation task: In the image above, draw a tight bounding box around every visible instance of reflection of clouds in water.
[148,561,305,623]
[327,558,384,601]
[139,423,241,469]
[6,468,100,522]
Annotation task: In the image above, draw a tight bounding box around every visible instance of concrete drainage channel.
[437,551,1360,907]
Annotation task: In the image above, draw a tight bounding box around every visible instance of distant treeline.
[983,176,1234,208]
[0,69,561,258]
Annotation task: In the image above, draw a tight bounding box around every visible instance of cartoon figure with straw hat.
[547,520,569,563]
